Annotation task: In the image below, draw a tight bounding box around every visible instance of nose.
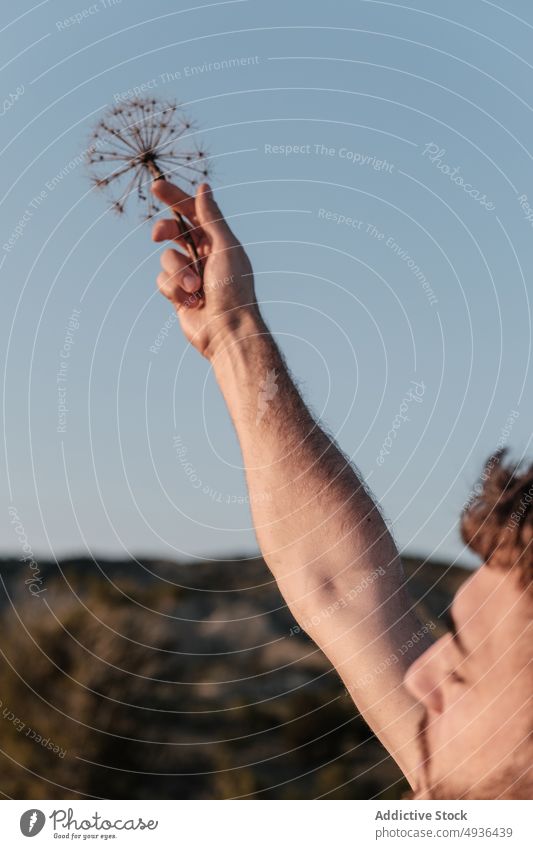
[403,637,449,714]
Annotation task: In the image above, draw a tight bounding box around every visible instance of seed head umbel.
[86,97,210,218]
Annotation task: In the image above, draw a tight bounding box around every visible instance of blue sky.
[1,0,532,566]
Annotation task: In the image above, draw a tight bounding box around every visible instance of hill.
[0,554,469,799]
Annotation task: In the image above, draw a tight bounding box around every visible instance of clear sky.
[1,0,532,566]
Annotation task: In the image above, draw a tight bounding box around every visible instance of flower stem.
[147,161,203,282]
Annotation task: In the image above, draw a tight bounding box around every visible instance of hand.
[151,180,258,359]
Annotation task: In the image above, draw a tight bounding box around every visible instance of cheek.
[431,690,490,762]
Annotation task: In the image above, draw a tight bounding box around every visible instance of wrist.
[204,306,267,362]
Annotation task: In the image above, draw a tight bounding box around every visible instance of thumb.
[195,184,236,245]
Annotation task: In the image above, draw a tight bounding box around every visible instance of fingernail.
[182,272,199,292]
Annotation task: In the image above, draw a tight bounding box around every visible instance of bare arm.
[151,179,433,786]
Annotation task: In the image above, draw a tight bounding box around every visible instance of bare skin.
[405,565,533,798]
[151,179,532,798]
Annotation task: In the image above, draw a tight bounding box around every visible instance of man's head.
[404,450,533,799]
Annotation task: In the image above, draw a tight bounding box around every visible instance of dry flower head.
[87,97,210,218]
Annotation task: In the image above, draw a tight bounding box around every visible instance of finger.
[151,179,197,222]
[195,183,238,246]
[157,270,203,309]
[152,217,202,246]
[160,248,202,293]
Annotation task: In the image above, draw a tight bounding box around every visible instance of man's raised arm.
[151,179,433,787]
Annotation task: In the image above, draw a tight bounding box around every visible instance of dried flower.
[87,98,210,275]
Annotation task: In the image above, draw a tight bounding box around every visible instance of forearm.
[210,309,403,615]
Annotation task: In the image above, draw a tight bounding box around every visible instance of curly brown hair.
[461,449,533,587]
